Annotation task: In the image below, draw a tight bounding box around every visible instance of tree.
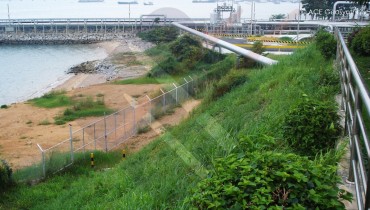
[351,0,369,6]
[269,13,286,20]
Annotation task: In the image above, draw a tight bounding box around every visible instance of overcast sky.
[0,0,301,20]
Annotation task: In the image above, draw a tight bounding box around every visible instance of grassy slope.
[1,45,340,209]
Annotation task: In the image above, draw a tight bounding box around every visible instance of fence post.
[184,78,189,99]
[173,83,178,104]
[189,76,194,96]
[114,113,117,141]
[37,144,46,178]
[132,105,136,135]
[160,89,166,111]
[82,128,85,153]
[94,123,96,150]
[123,109,126,138]
[146,95,152,124]
[104,113,108,152]
[69,124,74,162]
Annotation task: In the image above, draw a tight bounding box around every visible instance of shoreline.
[3,38,153,106]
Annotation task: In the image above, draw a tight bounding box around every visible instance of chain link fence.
[35,77,194,178]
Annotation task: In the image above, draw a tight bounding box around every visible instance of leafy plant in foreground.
[282,95,342,157]
[187,151,351,209]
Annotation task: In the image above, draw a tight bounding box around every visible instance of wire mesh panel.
[151,95,164,118]
[177,83,189,104]
[36,78,195,177]
[93,118,108,151]
[43,139,73,175]
[136,101,152,132]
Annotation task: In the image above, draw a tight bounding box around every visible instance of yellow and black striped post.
[90,153,94,168]
[122,149,126,159]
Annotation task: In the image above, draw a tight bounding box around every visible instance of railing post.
[69,124,74,162]
[37,144,46,178]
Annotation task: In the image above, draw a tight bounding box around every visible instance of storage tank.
[210,13,219,24]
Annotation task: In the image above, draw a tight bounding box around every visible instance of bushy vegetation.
[351,26,370,56]
[209,69,248,100]
[138,26,179,43]
[0,105,8,109]
[239,41,265,68]
[347,27,370,90]
[282,95,342,157]
[0,159,13,191]
[1,44,348,209]
[188,146,350,209]
[146,34,225,78]
[315,29,337,59]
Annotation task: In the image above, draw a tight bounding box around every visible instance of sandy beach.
[0,37,201,170]
[0,38,161,169]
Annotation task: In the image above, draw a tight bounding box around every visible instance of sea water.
[0,44,107,105]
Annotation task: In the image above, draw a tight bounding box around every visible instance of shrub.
[137,125,151,134]
[282,95,342,157]
[238,41,265,68]
[138,26,178,43]
[0,159,14,191]
[170,35,202,62]
[347,28,360,48]
[351,26,370,56]
[315,29,337,59]
[187,151,351,209]
[38,119,51,126]
[252,40,265,55]
[148,56,179,77]
[210,69,248,100]
[0,105,8,109]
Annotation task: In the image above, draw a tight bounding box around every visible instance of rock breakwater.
[0,33,136,45]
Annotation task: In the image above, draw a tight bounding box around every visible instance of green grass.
[54,99,114,125]
[30,91,72,108]
[114,75,186,85]
[30,92,114,125]
[1,45,344,209]
[38,120,51,126]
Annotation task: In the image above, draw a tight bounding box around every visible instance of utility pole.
[7,4,10,20]
[250,0,254,35]
[297,1,300,44]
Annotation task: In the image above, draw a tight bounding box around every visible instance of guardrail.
[335,28,370,209]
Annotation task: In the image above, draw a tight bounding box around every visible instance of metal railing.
[335,28,370,209]
[36,77,194,178]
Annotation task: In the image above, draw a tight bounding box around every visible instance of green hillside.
[0,44,350,209]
